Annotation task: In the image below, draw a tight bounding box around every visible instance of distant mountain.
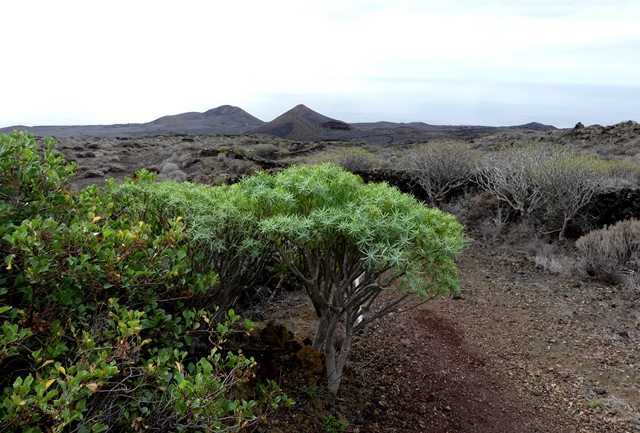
[0,125,28,134]
[251,104,352,140]
[149,105,263,128]
[512,122,557,131]
[0,105,264,137]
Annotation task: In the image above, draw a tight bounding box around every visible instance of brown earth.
[36,127,640,432]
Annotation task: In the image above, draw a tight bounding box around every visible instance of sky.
[1,0,639,128]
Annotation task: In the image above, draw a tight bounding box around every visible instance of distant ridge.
[251,104,353,140]
[0,103,568,141]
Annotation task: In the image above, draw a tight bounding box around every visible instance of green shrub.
[322,414,347,433]
[0,131,75,232]
[588,399,606,409]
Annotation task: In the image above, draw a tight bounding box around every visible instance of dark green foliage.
[0,131,75,228]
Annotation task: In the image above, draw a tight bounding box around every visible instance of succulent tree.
[238,164,467,394]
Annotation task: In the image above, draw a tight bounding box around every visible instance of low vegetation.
[330,147,379,172]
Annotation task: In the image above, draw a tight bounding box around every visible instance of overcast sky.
[1,0,638,128]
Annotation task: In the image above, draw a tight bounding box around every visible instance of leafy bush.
[0,132,291,432]
[575,219,640,284]
[322,414,347,432]
[0,131,75,229]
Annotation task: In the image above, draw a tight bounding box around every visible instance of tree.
[238,164,467,394]
[402,141,478,206]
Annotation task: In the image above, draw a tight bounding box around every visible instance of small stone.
[593,386,607,395]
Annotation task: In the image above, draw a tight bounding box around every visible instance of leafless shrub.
[477,142,613,240]
[476,142,554,221]
[227,159,257,176]
[535,153,612,240]
[446,190,506,233]
[402,141,479,206]
[575,219,640,284]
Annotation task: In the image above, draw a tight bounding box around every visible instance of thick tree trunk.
[325,336,340,395]
[323,313,342,394]
[334,333,353,385]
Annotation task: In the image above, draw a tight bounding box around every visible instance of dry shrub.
[443,191,512,241]
[575,219,640,284]
[331,147,379,172]
[446,191,500,226]
[253,142,279,157]
[526,239,563,274]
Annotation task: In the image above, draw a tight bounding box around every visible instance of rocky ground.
[37,126,640,432]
